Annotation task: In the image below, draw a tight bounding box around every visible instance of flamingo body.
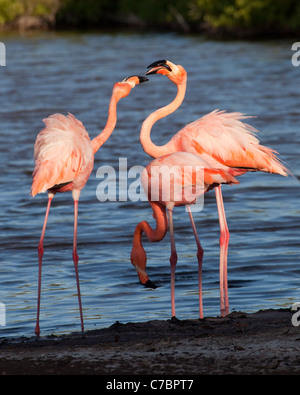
[135,59,290,316]
[32,75,148,335]
[141,152,238,209]
[143,60,288,178]
[176,110,289,177]
[131,151,238,318]
[31,113,94,198]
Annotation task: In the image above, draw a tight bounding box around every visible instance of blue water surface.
[0,31,299,337]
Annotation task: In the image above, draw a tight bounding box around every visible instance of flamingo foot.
[35,325,40,336]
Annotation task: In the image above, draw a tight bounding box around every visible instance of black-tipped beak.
[124,75,149,84]
[146,59,172,75]
[147,59,169,69]
[142,279,157,289]
[138,76,149,84]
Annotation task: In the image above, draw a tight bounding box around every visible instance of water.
[0,31,299,338]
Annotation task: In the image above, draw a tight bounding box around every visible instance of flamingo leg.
[168,208,177,318]
[215,185,230,317]
[35,193,54,336]
[186,206,204,319]
[72,199,84,333]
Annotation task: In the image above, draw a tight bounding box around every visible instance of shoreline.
[0,15,299,40]
[0,308,299,375]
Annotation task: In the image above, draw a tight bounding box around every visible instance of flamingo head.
[113,75,148,99]
[131,244,157,289]
[146,59,187,85]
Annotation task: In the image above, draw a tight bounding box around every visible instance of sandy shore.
[0,309,299,375]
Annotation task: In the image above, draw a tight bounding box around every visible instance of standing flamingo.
[131,151,238,318]
[137,59,289,316]
[31,75,148,336]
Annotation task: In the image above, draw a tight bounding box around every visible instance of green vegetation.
[0,0,59,24]
[191,0,300,34]
[0,0,300,38]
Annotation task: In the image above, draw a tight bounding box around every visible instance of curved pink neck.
[139,81,186,158]
[91,94,119,154]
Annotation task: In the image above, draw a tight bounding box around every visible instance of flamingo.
[131,151,239,318]
[31,75,148,336]
[137,59,289,316]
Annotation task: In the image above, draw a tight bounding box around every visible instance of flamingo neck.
[91,94,119,154]
[131,202,168,286]
[140,81,186,158]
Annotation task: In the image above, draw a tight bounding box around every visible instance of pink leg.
[215,186,230,317]
[168,209,177,318]
[73,199,84,333]
[186,206,204,319]
[35,194,53,336]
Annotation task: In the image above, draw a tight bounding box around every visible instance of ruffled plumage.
[31,113,94,197]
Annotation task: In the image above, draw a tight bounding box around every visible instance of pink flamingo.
[31,75,148,336]
[131,151,238,318]
[137,59,289,316]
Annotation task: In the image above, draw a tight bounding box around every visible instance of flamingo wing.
[177,110,289,176]
[31,113,93,197]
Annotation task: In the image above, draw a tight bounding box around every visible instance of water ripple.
[0,31,299,338]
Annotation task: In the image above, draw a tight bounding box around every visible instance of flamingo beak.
[136,266,157,289]
[143,278,157,289]
[124,75,149,85]
[146,60,172,75]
